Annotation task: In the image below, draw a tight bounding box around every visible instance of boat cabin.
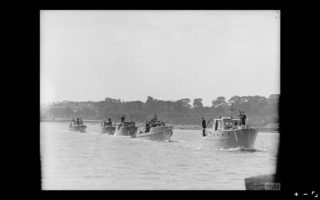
[150,121,165,127]
[212,117,243,131]
[123,121,135,127]
[71,121,83,126]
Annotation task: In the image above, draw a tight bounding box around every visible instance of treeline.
[40,94,279,127]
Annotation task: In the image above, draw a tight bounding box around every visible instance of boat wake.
[213,147,268,152]
[88,131,102,134]
[168,140,186,143]
[63,130,86,133]
[192,146,268,152]
[110,135,131,139]
[239,147,268,152]
[57,129,72,133]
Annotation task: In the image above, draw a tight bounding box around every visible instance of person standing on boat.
[202,118,206,137]
[121,115,125,123]
[108,118,112,126]
[119,115,125,129]
[233,122,238,128]
[146,121,150,132]
[241,111,247,125]
[77,118,80,125]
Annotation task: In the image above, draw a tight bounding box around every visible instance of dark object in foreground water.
[245,174,275,190]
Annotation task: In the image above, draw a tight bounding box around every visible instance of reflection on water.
[40,122,279,190]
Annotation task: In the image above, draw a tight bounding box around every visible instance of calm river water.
[40,122,279,190]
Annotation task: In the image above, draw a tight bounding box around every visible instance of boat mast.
[229,103,234,118]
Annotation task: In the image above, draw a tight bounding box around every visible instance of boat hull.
[114,126,138,137]
[204,128,258,149]
[69,125,87,132]
[100,126,116,135]
[133,126,173,141]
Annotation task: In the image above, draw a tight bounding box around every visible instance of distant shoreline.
[40,118,102,123]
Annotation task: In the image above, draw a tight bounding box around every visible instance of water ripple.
[41,122,279,190]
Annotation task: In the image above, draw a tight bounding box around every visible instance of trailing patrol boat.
[203,116,258,149]
[99,119,116,135]
[133,115,173,141]
[69,120,87,132]
[114,115,138,137]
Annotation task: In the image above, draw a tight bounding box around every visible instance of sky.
[40,10,280,107]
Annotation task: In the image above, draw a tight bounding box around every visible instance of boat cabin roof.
[211,117,244,130]
[124,121,135,124]
[214,117,240,122]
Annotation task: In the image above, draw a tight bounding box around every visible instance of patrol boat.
[69,121,87,132]
[114,120,138,137]
[133,116,173,141]
[203,117,258,149]
[100,124,116,135]
[99,120,116,135]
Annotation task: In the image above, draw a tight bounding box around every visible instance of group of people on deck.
[71,117,83,125]
[145,115,166,132]
[201,111,247,137]
[118,115,135,129]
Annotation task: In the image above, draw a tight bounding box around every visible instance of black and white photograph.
[40,10,280,190]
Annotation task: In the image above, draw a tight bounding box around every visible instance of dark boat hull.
[69,125,87,132]
[100,126,116,135]
[204,128,258,149]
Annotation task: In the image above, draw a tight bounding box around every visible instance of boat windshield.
[124,121,135,126]
[223,120,240,129]
[224,121,233,128]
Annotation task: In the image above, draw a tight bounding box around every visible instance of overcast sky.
[40,10,280,106]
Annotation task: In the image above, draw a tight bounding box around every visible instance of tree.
[181,98,191,109]
[212,96,226,107]
[268,94,280,116]
[172,100,184,113]
[250,98,268,115]
[228,95,241,107]
[193,98,203,108]
[145,96,155,114]
[63,107,75,118]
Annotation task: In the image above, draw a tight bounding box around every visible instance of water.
[40,122,279,190]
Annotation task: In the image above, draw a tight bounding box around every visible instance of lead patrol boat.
[203,111,258,149]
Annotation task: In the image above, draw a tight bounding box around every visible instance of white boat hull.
[114,126,138,137]
[69,124,87,132]
[133,125,173,141]
[204,127,258,149]
[100,126,116,135]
